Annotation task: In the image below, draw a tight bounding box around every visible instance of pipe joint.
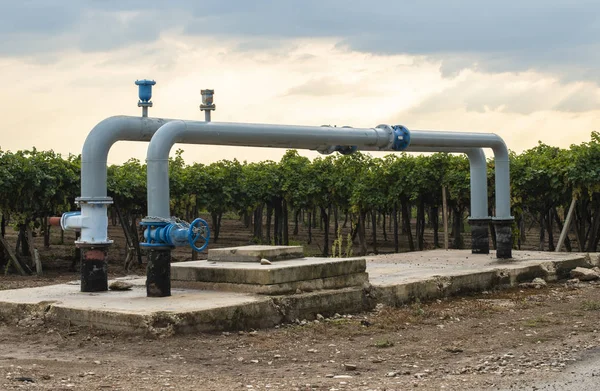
[60,211,83,231]
[391,125,411,151]
[62,196,114,246]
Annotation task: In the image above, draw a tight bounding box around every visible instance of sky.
[1,0,599,165]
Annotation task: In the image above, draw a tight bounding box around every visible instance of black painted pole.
[469,218,491,254]
[493,219,514,259]
[80,246,109,292]
[147,247,172,297]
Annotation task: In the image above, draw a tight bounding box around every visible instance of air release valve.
[135,79,156,117]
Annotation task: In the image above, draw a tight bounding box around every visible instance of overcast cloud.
[0,1,598,163]
[1,0,599,82]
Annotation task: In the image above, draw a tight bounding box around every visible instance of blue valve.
[188,218,210,252]
[135,79,156,103]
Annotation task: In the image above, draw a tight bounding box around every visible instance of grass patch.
[373,339,394,348]
[581,300,600,311]
[523,316,551,328]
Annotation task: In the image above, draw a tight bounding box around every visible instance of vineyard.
[1,132,600,273]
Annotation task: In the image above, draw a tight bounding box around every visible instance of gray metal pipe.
[81,116,172,198]
[409,130,511,220]
[146,120,395,218]
[406,147,489,219]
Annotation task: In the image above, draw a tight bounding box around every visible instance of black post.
[147,248,171,297]
[80,246,109,292]
[469,218,491,254]
[493,219,514,259]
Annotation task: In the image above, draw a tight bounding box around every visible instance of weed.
[374,339,394,348]
[581,300,600,311]
[331,227,353,258]
[523,316,550,328]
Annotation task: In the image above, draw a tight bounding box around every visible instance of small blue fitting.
[135,79,156,103]
[391,125,411,151]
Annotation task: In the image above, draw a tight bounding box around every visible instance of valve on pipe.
[140,217,210,252]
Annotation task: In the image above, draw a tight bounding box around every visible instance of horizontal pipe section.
[147,120,394,218]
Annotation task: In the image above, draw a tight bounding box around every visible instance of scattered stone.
[445,347,464,353]
[566,278,582,289]
[325,374,334,378]
[570,267,600,281]
[316,314,325,321]
[519,278,547,289]
[14,377,35,383]
[333,375,352,379]
[109,281,133,291]
[343,363,357,371]
[260,258,272,265]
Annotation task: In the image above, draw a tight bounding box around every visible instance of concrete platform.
[171,257,367,294]
[0,250,597,335]
[207,245,304,262]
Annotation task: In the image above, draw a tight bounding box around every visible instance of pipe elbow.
[490,135,509,161]
[464,148,486,166]
[147,120,187,162]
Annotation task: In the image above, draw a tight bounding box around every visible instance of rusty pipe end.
[48,217,62,227]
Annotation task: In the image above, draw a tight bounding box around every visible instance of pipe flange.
[391,125,411,151]
[376,124,394,151]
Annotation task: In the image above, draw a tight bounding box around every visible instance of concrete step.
[208,245,304,262]
[171,257,367,294]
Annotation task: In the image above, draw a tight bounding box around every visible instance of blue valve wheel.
[188,218,210,252]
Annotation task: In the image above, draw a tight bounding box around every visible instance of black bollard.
[80,246,109,292]
[147,248,171,297]
[469,218,490,254]
[493,219,514,259]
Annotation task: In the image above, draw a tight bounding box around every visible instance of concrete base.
[173,272,369,295]
[0,251,598,335]
[208,245,304,262]
[173,257,366,285]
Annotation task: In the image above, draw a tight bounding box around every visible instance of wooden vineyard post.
[442,186,449,250]
[556,197,576,252]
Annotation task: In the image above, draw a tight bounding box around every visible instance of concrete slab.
[208,245,304,262]
[0,250,598,335]
[171,257,367,285]
[172,272,369,295]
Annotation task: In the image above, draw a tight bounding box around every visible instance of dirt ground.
[1,275,600,391]
[0,216,591,390]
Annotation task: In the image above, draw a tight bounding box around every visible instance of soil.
[0,217,592,390]
[1,276,600,390]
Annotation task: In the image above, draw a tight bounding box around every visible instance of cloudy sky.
[1,0,599,164]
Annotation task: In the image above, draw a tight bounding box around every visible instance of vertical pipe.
[204,111,211,122]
